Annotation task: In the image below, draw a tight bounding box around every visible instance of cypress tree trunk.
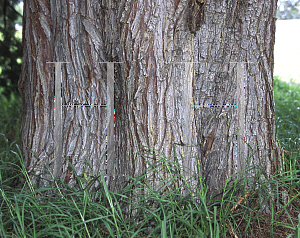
[18,0,281,216]
[117,0,281,211]
[18,0,122,192]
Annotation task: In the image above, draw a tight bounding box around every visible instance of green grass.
[0,76,299,237]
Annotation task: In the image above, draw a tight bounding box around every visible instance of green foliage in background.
[274,76,300,157]
[0,0,23,97]
[0,87,21,145]
[277,0,300,19]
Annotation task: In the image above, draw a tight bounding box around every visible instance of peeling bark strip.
[236,63,246,174]
[183,62,194,179]
[230,62,254,175]
[106,62,115,176]
[54,63,63,178]
[46,62,70,179]
[101,62,123,177]
[188,0,206,34]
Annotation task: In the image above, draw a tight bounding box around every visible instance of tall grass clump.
[0,77,299,237]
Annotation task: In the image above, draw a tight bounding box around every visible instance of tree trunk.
[18,0,281,217]
[116,0,282,214]
[18,0,123,192]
